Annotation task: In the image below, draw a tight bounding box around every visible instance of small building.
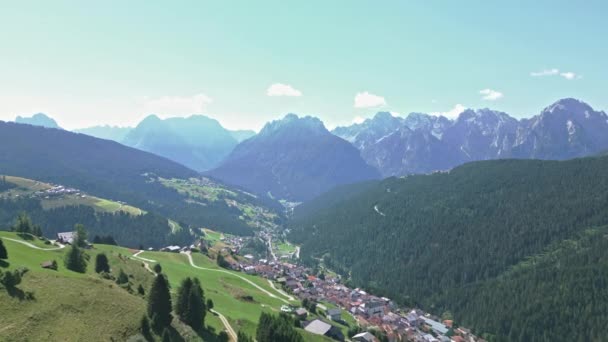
[326,308,342,321]
[294,308,308,319]
[57,231,76,244]
[161,245,181,253]
[365,300,385,317]
[420,316,449,335]
[304,320,344,341]
[353,332,376,342]
[40,260,56,270]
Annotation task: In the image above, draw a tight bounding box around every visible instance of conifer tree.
[116,269,129,284]
[140,315,152,342]
[148,273,172,331]
[95,253,110,273]
[74,223,88,247]
[64,244,87,273]
[0,238,7,260]
[175,277,193,318]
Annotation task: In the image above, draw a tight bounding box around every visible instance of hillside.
[0,175,190,248]
[289,155,608,340]
[0,231,330,341]
[334,99,608,176]
[208,114,380,202]
[0,122,280,236]
[122,115,238,172]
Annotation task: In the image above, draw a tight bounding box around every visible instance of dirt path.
[2,237,65,250]
[132,250,157,276]
[181,251,290,304]
[211,309,237,341]
[267,279,295,301]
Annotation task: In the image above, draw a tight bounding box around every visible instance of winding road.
[2,237,65,250]
[132,251,157,276]
[267,280,295,301]
[210,309,237,341]
[182,251,292,304]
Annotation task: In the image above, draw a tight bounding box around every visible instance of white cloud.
[560,72,577,80]
[267,83,302,97]
[430,104,467,119]
[354,91,386,108]
[530,68,580,80]
[352,116,366,124]
[479,89,504,101]
[140,93,213,115]
[531,68,559,77]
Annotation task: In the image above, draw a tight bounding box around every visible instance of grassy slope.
[1,175,144,216]
[1,232,332,341]
[0,232,146,341]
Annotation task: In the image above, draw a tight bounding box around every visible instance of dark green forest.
[0,198,190,248]
[289,156,608,341]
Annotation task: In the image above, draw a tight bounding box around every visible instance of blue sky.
[0,0,606,130]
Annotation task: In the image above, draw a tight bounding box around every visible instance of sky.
[0,0,607,131]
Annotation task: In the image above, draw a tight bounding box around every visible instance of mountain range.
[208,114,380,202]
[15,113,61,129]
[334,98,608,176]
[73,125,133,142]
[121,114,241,172]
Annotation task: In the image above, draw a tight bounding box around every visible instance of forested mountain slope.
[289,155,608,340]
[208,114,379,202]
[0,122,279,235]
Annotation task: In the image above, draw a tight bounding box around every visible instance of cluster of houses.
[222,254,483,342]
[35,185,86,199]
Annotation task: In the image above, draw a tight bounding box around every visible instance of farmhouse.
[57,231,76,244]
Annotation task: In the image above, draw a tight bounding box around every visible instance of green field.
[1,175,144,216]
[1,231,332,341]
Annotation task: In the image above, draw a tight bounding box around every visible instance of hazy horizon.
[1,1,606,130]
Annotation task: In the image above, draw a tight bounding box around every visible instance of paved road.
[2,237,65,250]
[210,309,237,341]
[182,251,290,304]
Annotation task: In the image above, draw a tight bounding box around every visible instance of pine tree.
[175,277,193,318]
[148,273,172,331]
[14,212,32,234]
[153,263,162,274]
[0,238,7,260]
[116,269,129,284]
[185,284,205,331]
[95,253,110,273]
[32,225,43,238]
[138,284,146,296]
[140,315,153,342]
[206,298,214,311]
[64,244,87,273]
[74,223,87,247]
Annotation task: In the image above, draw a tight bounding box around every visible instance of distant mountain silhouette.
[122,114,238,171]
[208,114,380,201]
[15,113,61,129]
[334,98,608,176]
